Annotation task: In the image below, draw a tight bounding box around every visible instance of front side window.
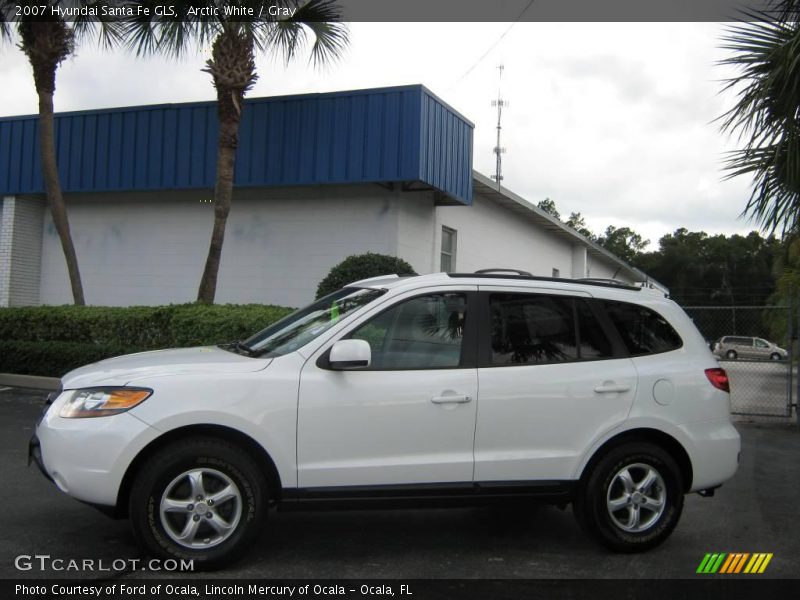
[350,293,467,369]
[602,301,683,356]
[755,338,769,348]
[244,288,384,357]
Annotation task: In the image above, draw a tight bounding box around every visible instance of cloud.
[0,22,763,246]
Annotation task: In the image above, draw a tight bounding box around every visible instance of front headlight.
[58,387,153,418]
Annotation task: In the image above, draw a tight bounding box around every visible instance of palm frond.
[261,0,348,66]
[290,0,348,66]
[123,1,218,58]
[718,2,800,234]
[72,0,125,50]
[0,0,13,43]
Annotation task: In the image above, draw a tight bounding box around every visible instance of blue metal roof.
[0,85,473,205]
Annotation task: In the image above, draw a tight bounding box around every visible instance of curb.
[0,373,60,391]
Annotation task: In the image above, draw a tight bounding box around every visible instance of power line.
[447,0,536,89]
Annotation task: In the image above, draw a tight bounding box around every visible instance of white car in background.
[31,270,740,568]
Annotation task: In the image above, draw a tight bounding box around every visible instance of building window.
[552,268,560,278]
[440,227,457,273]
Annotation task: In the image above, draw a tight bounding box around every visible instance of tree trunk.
[37,92,85,305]
[197,28,257,304]
[196,114,239,304]
[20,19,85,305]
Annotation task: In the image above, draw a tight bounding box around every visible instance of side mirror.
[329,339,371,370]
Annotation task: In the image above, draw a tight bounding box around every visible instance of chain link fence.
[682,305,794,418]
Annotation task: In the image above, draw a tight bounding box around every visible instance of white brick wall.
[0,196,45,307]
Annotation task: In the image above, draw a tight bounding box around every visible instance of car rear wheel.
[129,437,267,569]
[726,350,738,360]
[574,442,684,552]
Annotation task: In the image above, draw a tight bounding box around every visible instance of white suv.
[30,271,740,568]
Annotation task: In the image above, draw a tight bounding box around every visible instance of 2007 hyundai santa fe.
[30,270,740,568]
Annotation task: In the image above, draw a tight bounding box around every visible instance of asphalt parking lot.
[2,386,799,580]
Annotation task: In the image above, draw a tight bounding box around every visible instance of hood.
[61,346,272,389]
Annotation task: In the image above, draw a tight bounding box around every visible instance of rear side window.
[602,301,682,356]
[576,300,613,359]
[488,294,614,365]
[489,294,578,365]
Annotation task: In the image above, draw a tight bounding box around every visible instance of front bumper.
[32,397,161,507]
[28,434,54,484]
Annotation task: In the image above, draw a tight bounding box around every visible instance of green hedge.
[0,303,294,377]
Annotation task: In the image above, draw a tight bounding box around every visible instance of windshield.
[244,288,385,357]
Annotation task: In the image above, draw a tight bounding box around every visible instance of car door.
[297,288,479,488]
[473,288,638,483]
[753,338,770,359]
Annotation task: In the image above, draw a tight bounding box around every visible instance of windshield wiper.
[220,340,256,357]
[235,341,255,356]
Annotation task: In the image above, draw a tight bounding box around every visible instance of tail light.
[705,368,730,393]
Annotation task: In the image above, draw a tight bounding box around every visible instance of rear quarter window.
[602,301,683,356]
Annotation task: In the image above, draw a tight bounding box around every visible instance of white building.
[0,86,662,308]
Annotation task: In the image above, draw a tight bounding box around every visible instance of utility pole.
[491,64,507,190]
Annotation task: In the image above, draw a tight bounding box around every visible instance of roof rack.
[474,268,533,276]
[447,272,641,291]
[577,278,633,288]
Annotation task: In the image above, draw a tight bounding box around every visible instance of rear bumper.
[679,419,741,492]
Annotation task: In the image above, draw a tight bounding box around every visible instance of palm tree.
[719,1,800,234]
[126,0,348,304]
[0,1,120,305]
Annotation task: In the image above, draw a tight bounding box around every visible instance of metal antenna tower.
[491,64,507,190]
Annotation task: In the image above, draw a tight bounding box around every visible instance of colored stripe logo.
[696,553,773,574]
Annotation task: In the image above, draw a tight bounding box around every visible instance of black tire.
[770,353,781,361]
[573,443,684,553]
[726,350,737,360]
[129,437,267,570]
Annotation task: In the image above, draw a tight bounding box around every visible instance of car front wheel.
[574,442,684,552]
[770,353,782,361]
[129,437,267,569]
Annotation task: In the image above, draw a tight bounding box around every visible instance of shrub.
[0,303,294,377]
[316,253,417,298]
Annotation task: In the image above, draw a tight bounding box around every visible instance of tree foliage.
[565,212,594,239]
[719,0,800,233]
[636,228,780,306]
[596,226,649,264]
[537,198,560,220]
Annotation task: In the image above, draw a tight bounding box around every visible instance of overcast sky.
[0,22,757,249]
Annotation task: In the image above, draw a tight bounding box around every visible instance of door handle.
[594,384,631,394]
[431,394,472,404]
